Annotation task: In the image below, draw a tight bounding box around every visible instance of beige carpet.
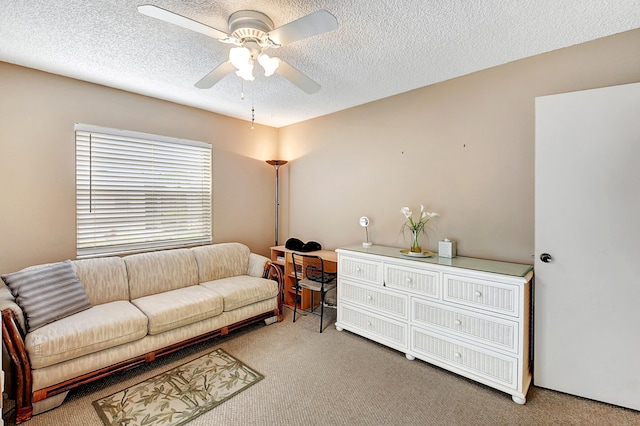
[4,307,640,425]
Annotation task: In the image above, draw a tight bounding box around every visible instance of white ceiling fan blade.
[194,61,236,89]
[267,10,338,46]
[275,60,321,94]
[138,5,229,40]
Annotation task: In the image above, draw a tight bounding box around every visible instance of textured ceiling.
[1,1,639,128]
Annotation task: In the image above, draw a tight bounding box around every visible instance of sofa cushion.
[131,286,224,335]
[124,248,199,300]
[191,243,250,282]
[2,260,92,332]
[72,257,129,305]
[25,300,148,369]
[200,276,278,312]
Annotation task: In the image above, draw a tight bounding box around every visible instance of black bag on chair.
[304,264,336,284]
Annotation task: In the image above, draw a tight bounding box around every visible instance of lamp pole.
[266,160,287,246]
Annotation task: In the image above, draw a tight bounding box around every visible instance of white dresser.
[335,245,534,404]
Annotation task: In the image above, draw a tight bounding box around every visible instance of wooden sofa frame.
[2,263,283,424]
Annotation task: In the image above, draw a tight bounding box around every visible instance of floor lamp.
[266,160,287,246]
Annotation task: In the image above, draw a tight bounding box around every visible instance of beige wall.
[2,28,640,273]
[0,62,279,273]
[279,29,640,264]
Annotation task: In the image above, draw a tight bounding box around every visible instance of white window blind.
[75,124,212,258]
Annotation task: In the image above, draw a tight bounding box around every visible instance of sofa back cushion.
[72,257,129,305]
[191,243,250,282]
[124,249,199,300]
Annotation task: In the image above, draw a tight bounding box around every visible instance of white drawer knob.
[367,295,373,301]
[454,319,462,326]
[356,266,362,273]
[454,352,462,358]
[474,290,482,297]
[406,277,412,283]
[367,321,372,327]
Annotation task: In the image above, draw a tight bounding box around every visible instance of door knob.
[540,253,552,263]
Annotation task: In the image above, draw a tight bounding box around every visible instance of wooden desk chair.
[291,252,337,333]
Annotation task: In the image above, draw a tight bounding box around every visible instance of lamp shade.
[229,46,251,69]
[235,62,255,81]
[258,53,280,77]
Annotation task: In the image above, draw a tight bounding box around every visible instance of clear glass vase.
[411,229,422,253]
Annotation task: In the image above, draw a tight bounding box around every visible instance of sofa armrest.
[247,253,270,277]
[2,308,34,423]
[248,253,283,322]
[0,299,26,334]
[262,261,284,322]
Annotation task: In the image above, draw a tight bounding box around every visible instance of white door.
[534,82,640,411]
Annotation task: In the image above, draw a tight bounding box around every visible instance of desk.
[270,245,337,309]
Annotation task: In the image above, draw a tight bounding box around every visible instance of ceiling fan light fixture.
[229,46,251,70]
[258,53,280,77]
[235,62,255,81]
[138,5,338,93]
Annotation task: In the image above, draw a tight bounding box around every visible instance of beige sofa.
[0,242,283,423]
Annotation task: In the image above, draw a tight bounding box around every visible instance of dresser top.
[337,245,533,277]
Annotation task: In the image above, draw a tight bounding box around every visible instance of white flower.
[401,204,439,233]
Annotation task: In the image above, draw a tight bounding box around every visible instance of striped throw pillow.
[2,260,92,332]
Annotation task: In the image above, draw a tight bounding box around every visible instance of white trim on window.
[75,124,212,258]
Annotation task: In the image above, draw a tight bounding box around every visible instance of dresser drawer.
[443,274,520,317]
[412,298,518,353]
[384,263,439,299]
[339,255,383,285]
[411,327,518,389]
[338,303,407,349]
[340,280,408,320]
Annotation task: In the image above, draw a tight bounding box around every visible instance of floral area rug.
[92,348,264,426]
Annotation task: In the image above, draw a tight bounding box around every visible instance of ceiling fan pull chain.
[251,85,255,130]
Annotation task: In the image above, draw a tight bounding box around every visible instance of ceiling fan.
[138,5,339,94]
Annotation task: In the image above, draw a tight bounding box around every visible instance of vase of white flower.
[401,205,439,253]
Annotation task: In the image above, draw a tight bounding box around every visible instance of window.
[75,124,212,258]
